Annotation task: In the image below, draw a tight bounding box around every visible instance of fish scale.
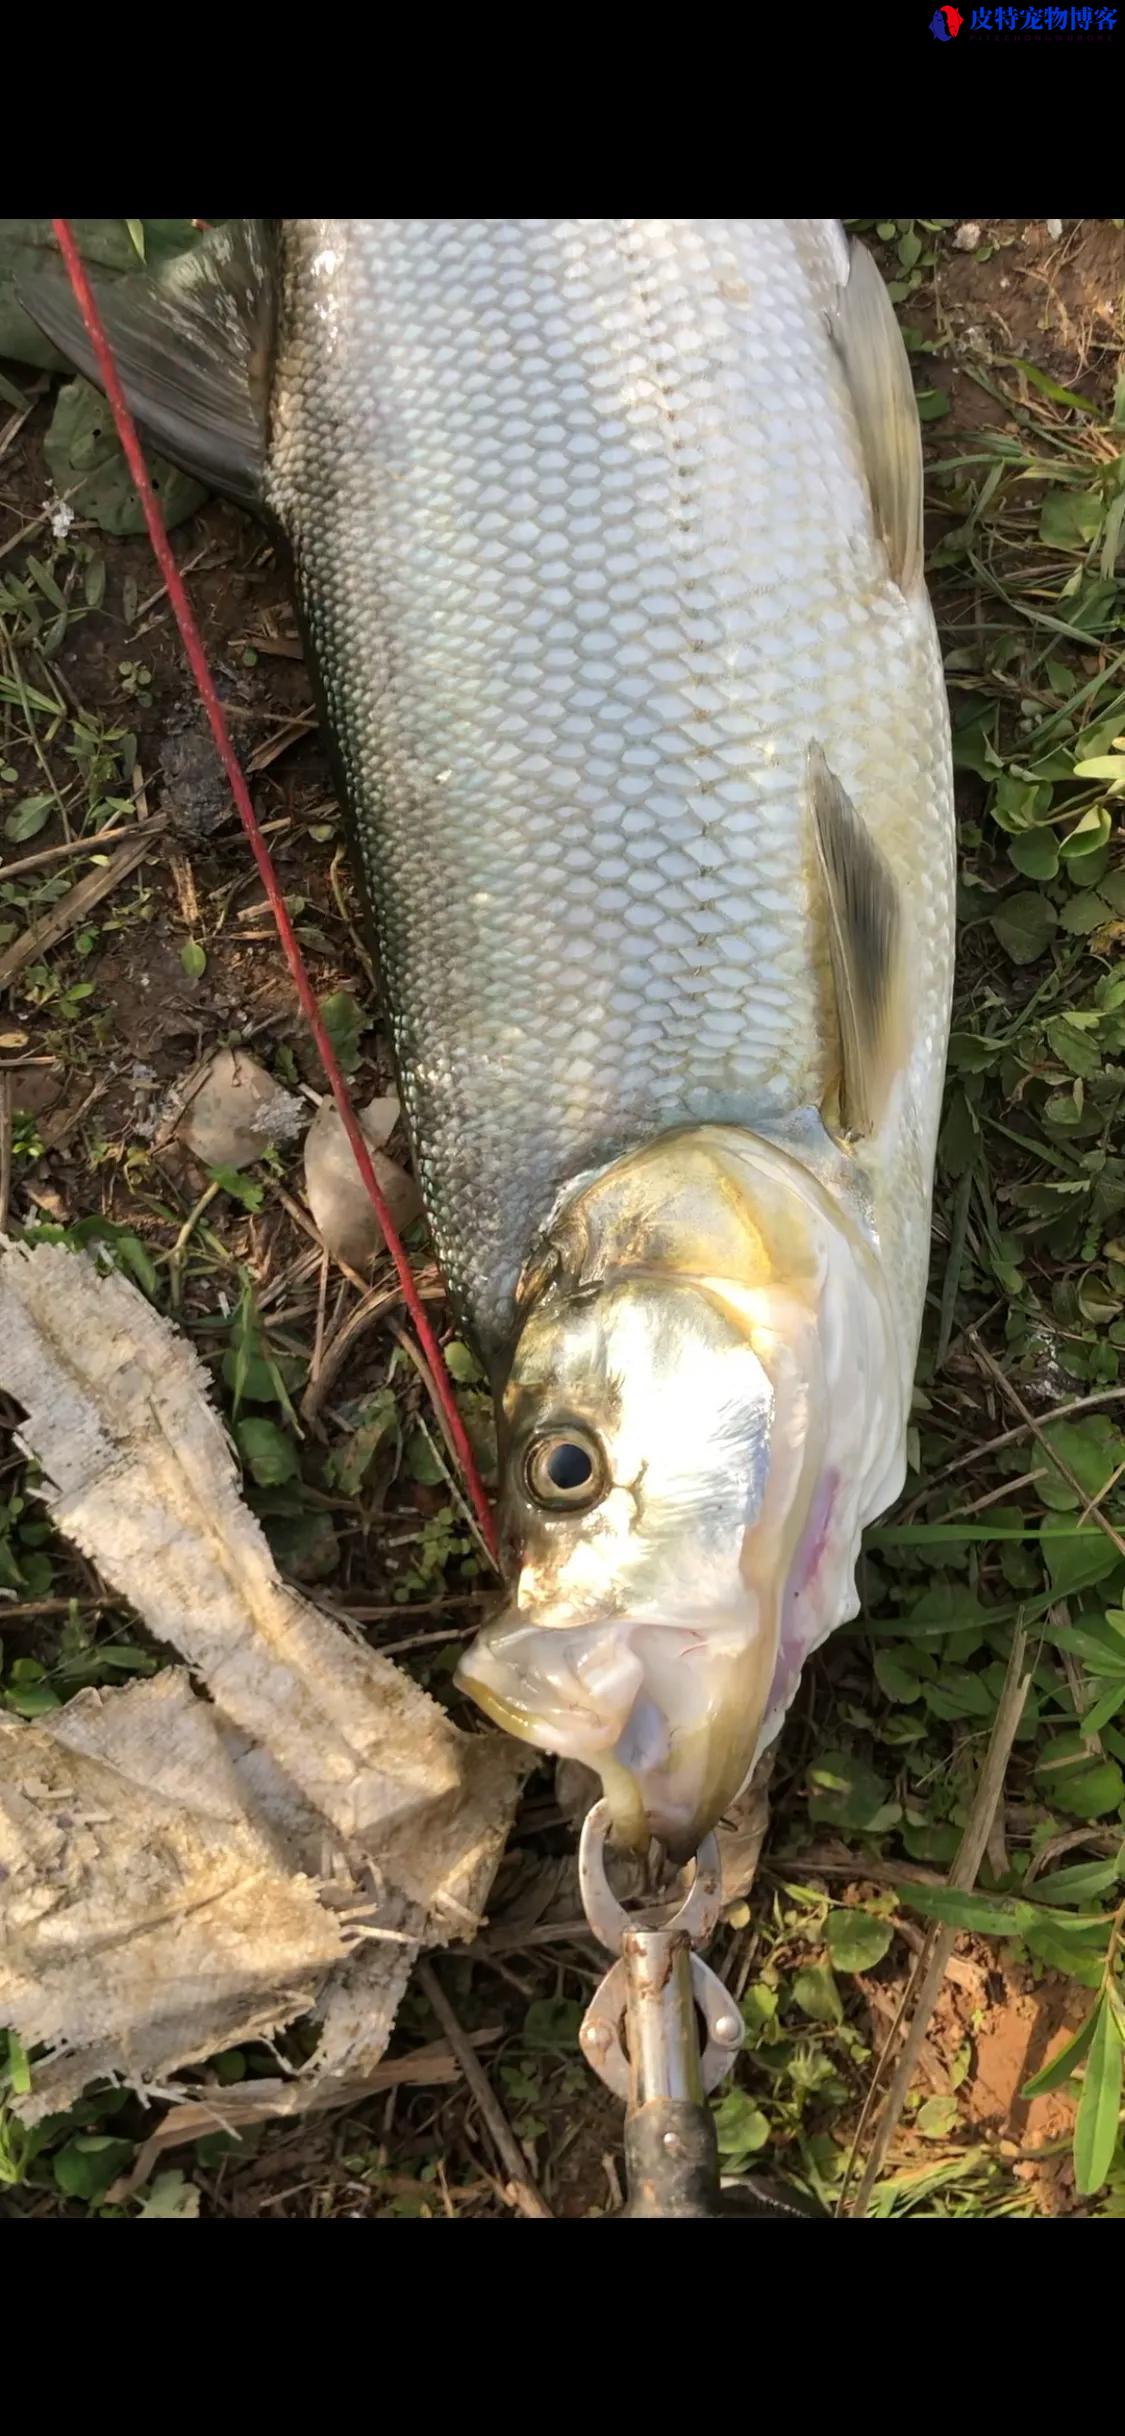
[268,218,954,1362]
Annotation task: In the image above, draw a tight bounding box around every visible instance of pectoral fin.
[833,239,924,597]
[809,745,905,1141]
[17,221,273,511]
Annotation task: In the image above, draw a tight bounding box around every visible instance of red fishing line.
[51,217,499,1566]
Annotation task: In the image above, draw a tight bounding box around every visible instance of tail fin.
[17,221,274,510]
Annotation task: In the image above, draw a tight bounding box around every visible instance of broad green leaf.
[925,1671,996,1722]
[403,1426,444,1485]
[318,989,366,1077]
[1036,1416,1125,1511]
[25,553,66,611]
[901,1820,962,1867]
[180,940,207,979]
[4,793,54,841]
[1076,712,1125,760]
[1044,1016,1101,1082]
[1061,804,1112,859]
[825,1909,894,1974]
[522,1997,583,2050]
[1039,486,1104,550]
[1008,830,1059,880]
[1073,754,1125,786]
[235,1416,299,1488]
[947,1031,999,1074]
[874,1648,927,1702]
[443,1339,482,1384]
[938,1089,978,1179]
[991,773,1051,833]
[1074,1998,1124,2196]
[210,1165,264,1212]
[1034,1734,1124,1819]
[1059,891,1115,936]
[952,716,1002,778]
[1078,1278,1121,1329]
[916,2095,959,2140]
[1047,1613,1125,1675]
[906,1583,989,1631]
[990,891,1059,965]
[1045,1533,1121,1596]
[46,377,206,537]
[712,2090,770,2162]
[807,1749,891,1832]
[136,2171,201,2219]
[791,1963,843,2025]
[1033,1856,1123,1908]
[740,1983,778,2036]
[53,2133,134,2202]
[1023,1917,1110,1988]
[4,1680,61,1716]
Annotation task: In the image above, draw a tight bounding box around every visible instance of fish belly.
[268,219,954,1357]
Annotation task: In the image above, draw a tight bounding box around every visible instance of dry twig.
[416,1960,553,2220]
[0,822,167,989]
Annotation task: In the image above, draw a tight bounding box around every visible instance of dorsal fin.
[832,238,924,596]
[808,744,905,1141]
[17,222,274,511]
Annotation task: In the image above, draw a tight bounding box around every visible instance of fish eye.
[523,1427,606,1513]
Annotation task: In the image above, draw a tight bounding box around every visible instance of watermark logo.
[929,4,963,31]
[964,5,1117,25]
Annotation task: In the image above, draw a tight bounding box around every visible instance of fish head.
[457,1129,903,1862]
[463,1269,778,1860]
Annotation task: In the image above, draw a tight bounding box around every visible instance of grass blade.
[1073,1997,1123,2196]
[1021,2004,1098,2100]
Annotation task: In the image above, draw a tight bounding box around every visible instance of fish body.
[267,220,953,1369]
[23,219,956,1856]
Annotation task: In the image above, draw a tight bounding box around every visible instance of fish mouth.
[456,1606,770,1862]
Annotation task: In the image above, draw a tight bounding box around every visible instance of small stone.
[953,221,982,252]
[303,1092,419,1270]
[161,721,235,840]
[168,1046,306,1170]
[1046,218,1063,240]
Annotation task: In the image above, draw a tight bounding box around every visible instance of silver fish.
[25,220,956,1860]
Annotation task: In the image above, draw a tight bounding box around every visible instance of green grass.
[763,216,1125,2212]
